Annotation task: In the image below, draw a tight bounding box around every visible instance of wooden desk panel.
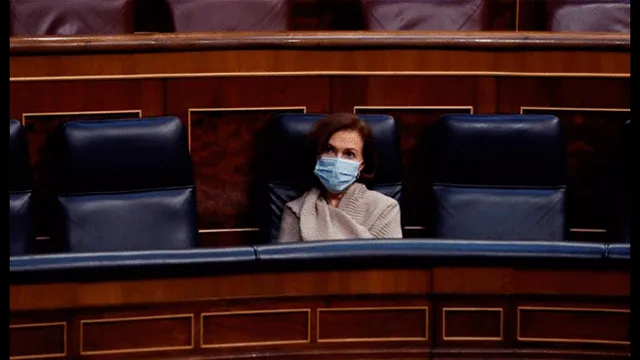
[10,267,630,359]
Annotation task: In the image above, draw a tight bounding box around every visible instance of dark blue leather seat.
[49,117,198,252]
[263,113,403,242]
[10,120,33,255]
[430,114,567,241]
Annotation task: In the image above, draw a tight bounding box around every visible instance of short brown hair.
[304,113,378,189]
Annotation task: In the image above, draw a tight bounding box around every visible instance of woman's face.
[320,129,365,171]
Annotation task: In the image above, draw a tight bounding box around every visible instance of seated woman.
[278,113,403,242]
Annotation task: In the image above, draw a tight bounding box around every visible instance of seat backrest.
[10,0,135,36]
[263,113,403,242]
[546,0,630,32]
[430,114,567,241]
[50,117,198,252]
[166,0,288,32]
[362,0,484,31]
[10,120,33,255]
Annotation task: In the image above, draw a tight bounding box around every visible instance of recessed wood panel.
[10,322,66,359]
[201,309,310,347]
[517,307,629,344]
[80,314,193,355]
[317,307,428,342]
[442,308,503,341]
[188,107,305,233]
[354,106,474,234]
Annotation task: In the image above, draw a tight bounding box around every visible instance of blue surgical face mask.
[314,156,361,194]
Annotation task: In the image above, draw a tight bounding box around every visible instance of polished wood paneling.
[317,307,429,342]
[517,307,629,345]
[9,80,164,116]
[201,310,310,347]
[433,267,514,294]
[188,108,305,232]
[513,270,630,297]
[9,266,630,359]
[441,308,503,341]
[10,322,67,359]
[80,315,193,355]
[10,269,432,311]
[10,49,629,79]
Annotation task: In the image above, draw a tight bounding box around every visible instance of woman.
[278,113,403,242]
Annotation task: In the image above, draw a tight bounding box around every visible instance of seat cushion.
[434,186,565,241]
[59,188,198,252]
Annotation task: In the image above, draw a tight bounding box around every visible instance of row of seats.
[9,114,630,255]
[9,0,630,36]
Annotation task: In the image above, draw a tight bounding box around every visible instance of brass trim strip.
[354,105,474,114]
[521,106,631,113]
[21,109,142,126]
[9,71,630,82]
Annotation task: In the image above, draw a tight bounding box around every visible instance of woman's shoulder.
[284,188,320,216]
[360,186,400,209]
[346,183,399,211]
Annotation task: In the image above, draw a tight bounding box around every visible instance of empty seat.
[166,0,288,32]
[430,114,567,241]
[49,117,198,252]
[10,0,135,36]
[362,0,484,31]
[10,120,33,255]
[546,0,630,32]
[264,113,403,242]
